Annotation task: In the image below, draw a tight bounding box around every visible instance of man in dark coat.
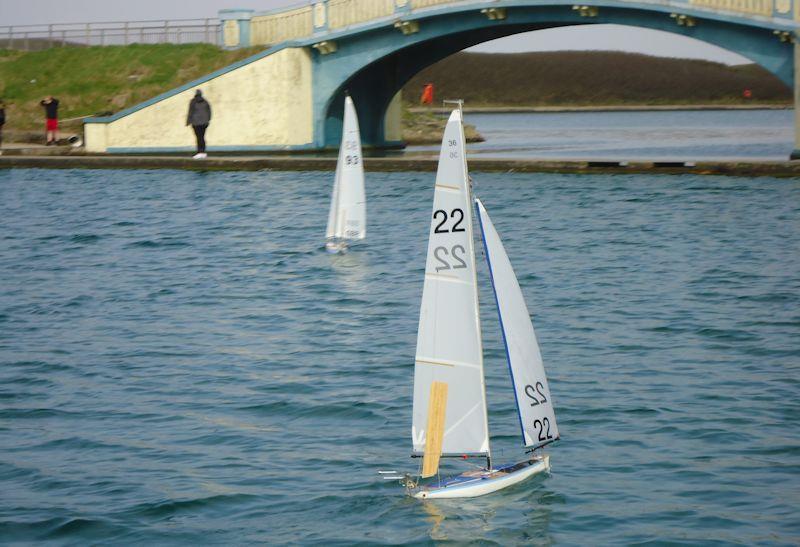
[186,89,211,159]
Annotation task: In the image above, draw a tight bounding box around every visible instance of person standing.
[40,96,59,145]
[0,99,5,155]
[186,89,211,159]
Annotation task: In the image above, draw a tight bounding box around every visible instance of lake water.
[1,168,799,545]
[408,109,795,161]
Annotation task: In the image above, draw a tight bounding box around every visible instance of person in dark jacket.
[0,99,5,154]
[40,96,59,145]
[186,89,211,159]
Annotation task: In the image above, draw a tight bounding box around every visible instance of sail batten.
[475,198,559,450]
[326,96,365,242]
[411,109,490,458]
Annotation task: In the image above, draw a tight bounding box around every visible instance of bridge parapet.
[250,5,314,46]
[690,0,773,16]
[410,0,462,7]
[235,0,797,49]
[328,0,396,29]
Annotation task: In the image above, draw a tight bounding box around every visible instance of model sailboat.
[395,108,559,499]
[325,96,366,253]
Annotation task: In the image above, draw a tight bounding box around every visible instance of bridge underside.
[313,4,793,150]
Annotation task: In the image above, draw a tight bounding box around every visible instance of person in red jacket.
[421,83,434,105]
[40,96,59,145]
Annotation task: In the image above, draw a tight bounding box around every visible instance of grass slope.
[0,46,790,140]
[0,44,261,132]
[403,51,791,106]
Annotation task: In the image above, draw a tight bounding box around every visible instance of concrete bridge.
[84,0,800,157]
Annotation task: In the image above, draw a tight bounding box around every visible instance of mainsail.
[325,96,366,241]
[412,109,490,458]
[475,198,559,450]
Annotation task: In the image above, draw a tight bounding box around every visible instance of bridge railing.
[690,0,773,16]
[0,18,220,50]
[241,0,789,49]
[410,0,464,7]
[4,0,789,53]
[250,5,314,45]
[328,0,396,29]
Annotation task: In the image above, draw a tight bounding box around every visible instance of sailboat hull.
[325,240,348,254]
[411,455,550,499]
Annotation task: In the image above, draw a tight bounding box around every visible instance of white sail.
[475,198,559,450]
[326,96,366,241]
[412,109,490,457]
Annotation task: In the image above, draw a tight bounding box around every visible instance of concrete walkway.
[1,151,799,177]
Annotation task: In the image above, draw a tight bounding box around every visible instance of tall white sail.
[475,198,559,450]
[326,96,366,241]
[412,110,490,457]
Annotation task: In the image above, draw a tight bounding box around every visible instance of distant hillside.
[403,51,791,106]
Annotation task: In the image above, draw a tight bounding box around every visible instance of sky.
[0,0,748,64]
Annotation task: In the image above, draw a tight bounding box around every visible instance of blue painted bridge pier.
[83,0,800,158]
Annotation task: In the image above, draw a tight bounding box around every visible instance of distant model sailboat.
[325,96,366,253]
[383,108,559,499]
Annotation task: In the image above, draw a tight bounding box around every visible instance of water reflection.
[417,476,558,543]
[328,244,370,294]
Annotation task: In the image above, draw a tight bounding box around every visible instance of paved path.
[1,152,799,177]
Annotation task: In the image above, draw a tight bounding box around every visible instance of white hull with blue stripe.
[411,455,550,499]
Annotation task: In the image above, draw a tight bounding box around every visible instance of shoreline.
[409,104,792,114]
[2,153,799,178]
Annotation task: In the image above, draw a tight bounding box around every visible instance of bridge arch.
[311,2,793,148]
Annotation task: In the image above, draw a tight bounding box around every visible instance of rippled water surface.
[1,168,799,545]
[407,109,794,161]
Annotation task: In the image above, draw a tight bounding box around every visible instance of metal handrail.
[1,18,221,50]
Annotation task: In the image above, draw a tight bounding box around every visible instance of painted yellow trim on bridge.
[689,0,773,16]
[328,0,395,30]
[251,6,314,46]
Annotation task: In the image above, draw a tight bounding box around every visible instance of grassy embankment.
[0,45,791,145]
[0,44,262,141]
[403,51,791,108]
